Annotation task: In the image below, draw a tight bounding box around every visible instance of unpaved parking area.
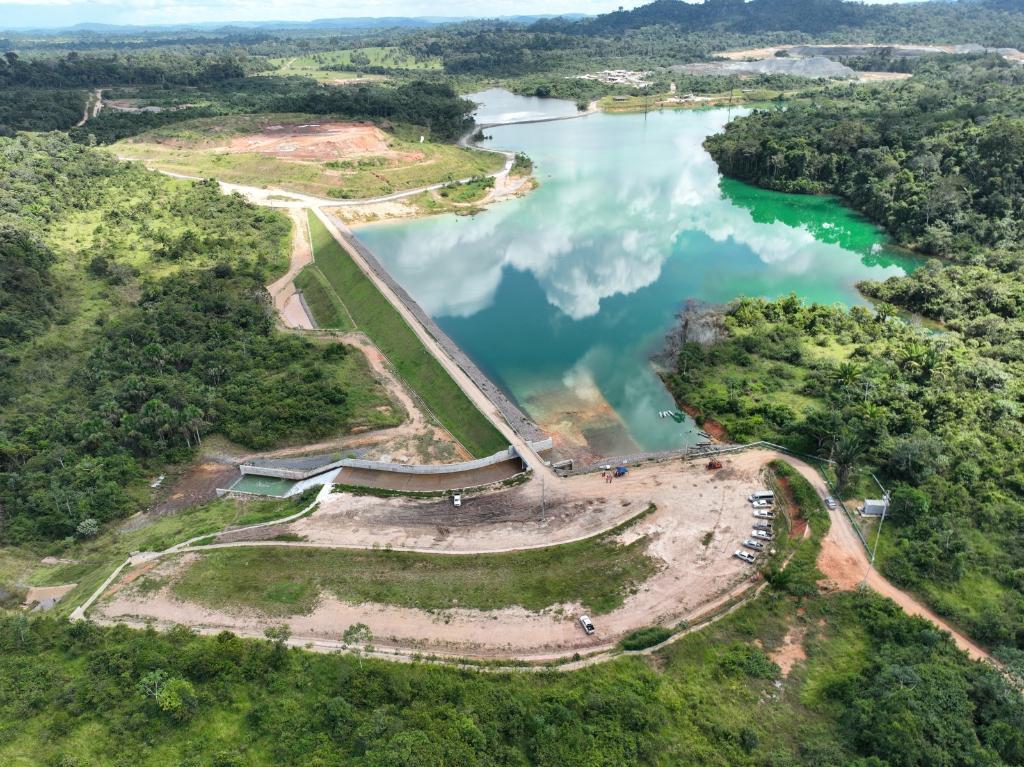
[94,452,777,659]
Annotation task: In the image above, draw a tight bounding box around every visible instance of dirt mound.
[224,122,423,163]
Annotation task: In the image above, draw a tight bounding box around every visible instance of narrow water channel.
[356,92,918,458]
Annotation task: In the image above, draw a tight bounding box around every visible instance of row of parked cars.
[734,490,775,564]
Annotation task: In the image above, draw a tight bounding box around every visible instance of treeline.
[0,50,247,88]
[3,590,1022,765]
[544,0,1024,46]
[0,134,356,542]
[67,78,476,143]
[0,88,86,133]
[705,57,1024,255]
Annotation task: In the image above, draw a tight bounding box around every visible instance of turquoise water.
[357,95,918,456]
[230,475,297,497]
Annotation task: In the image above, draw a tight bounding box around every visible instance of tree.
[156,677,198,722]
[137,669,168,699]
[830,431,866,491]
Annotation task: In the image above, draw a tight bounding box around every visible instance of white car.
[734,549,757,564]
[753,510,775,519]
[752,529,774,541]
[579,615,595,635]
[751,499,772,509]
[452,493,462,507]
[825,496,837,509]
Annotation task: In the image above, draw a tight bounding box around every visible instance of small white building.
[860,498,889,517]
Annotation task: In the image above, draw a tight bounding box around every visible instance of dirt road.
[266,208,315,329]
[781,459,990,662]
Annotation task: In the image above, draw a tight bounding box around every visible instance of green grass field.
[114,114,503,199]
[293,265,354,330]
[266,47,442,80]
[305,211,506,457]
[170,522,657,616]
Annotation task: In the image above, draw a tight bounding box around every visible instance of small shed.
[861,498,889,517]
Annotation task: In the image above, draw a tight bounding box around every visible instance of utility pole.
[541,475,546,523]
[862,491,889,587]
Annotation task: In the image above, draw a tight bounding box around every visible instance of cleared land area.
[305,211,507,457]
[93,452,772,658]
[114,114,503,199]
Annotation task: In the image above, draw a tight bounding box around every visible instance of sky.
[1,0,925,31]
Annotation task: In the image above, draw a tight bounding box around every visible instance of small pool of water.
[230,475,297,497]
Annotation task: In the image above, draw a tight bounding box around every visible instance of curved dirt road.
[782,460,990,661]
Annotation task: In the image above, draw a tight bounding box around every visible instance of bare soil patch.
[223,122,422,163]
[769,623,807,677]
[134,462,239,524]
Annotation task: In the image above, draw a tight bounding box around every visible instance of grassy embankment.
[302,212,507,457]
[164,506,658,616]
[113,113,503,199]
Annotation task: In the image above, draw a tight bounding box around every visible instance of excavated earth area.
[223,122,422,162]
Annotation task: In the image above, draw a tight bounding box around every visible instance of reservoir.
[357,92,918,458]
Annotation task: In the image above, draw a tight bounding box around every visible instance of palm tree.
[832,431,867,492]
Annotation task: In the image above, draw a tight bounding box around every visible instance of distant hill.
[534,0,1024,43]
[6,14,590,35]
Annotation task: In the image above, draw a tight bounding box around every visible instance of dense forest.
[669,54,1024,653]
[4,590,1024,766]
[0,134,368,542]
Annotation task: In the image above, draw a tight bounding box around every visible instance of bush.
[619,626,672,651]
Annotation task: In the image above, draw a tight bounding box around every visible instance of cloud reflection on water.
[373,107,886,323]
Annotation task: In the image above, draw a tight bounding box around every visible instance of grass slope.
[306,211,506,457]
[293,265,354,330]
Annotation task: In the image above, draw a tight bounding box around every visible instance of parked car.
[579,615,595,635]
[753,522,773,531]
[452,493,462,507]
[752,530,774,541]
[751,499,772,509]
[734,549,757,564]
[742,539,765,551]
[753,510,775,519]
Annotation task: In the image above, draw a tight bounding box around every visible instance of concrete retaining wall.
[338,446,520,476]
[240,460,345,481]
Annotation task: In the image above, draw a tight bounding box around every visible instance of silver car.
[742,538,765,551]
[734,549,757,564]
[752,529,774,541]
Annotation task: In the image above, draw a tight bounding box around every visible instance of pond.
[356,92,918,458]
